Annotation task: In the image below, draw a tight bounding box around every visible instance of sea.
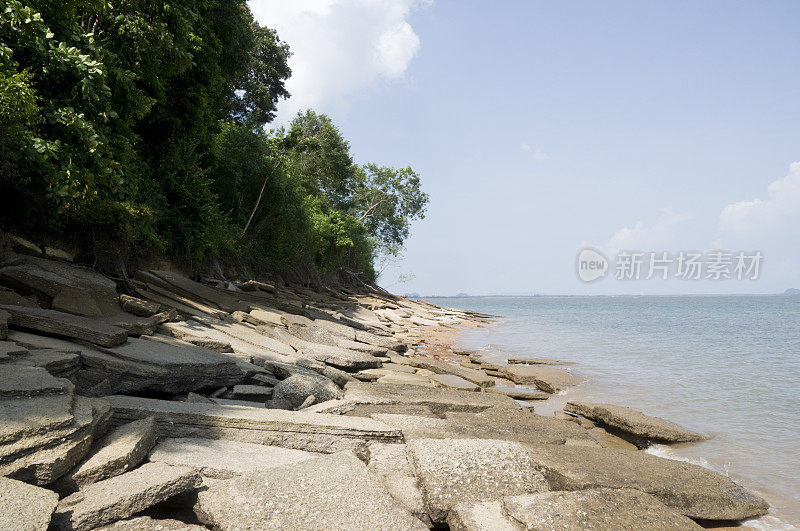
[424,295,800,529]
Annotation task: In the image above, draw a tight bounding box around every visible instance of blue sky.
[251,1,800,295]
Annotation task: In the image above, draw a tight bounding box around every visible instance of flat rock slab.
[407,438,549,522]
[564,401,708,443]
[499,365,583,393]
[145,270,250,314]
[503,488,702,530]
[507,357,572,365]
[0,304,127,347]
[54,463,200,531]
[431,374,480,391]
[0,364,71,398]
[447,500,521,531]
[0,476,60,531]
[487,387,550,400]
[344,382,518,415]
[106,395,402,453]
[194,452,427,530]
[526,444,769,521]
[8,349,80,377]
[375,408,596,446]
[149,437,317,478]
[97,516,206,530]
[367,443,430,524]
[0,340,28,358]
[407,356,494,388]
[63,417,157,489]
[377,372,434,386]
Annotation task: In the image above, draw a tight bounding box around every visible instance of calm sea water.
[425,295,800,529]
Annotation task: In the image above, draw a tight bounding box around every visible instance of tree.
[352,164,429,256]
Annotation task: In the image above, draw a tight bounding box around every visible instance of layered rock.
[53,463,200,531]
[0,476,60,531]
[564,401,709,443]
[106,395,402,453]
[0,304,127,347]
[499,364,583,393]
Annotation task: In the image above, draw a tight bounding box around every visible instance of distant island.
[785,288,800,295]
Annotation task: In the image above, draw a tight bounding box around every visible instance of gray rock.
[0,339,28,358]
[344,381,519,416]
[119,294,160,317]
[499,365,583,393]
[96,516,205,530]
[0,476,60,531]
[526,444,769,521]
[407,438,549,522]
[0,369,110,485]
[149,437,317,478]
[8,349,80,377]
[53,463,201,531]
[229,384,273,402]
[507,357,572,365]
[367,443,431,525]
[503,488,702,530]
[486,387,550,400]
[106,395,402,453]
[447,500,522,531]
[407,356,494,388]
[564,401,709,443]
[141,270,250,314]
[0,304,127,347]
[62,417,157,489]
[269,374,342,410]
[194,451,427,530]
[181,336,233,352]
[80,336,244,396]
[354,329,405,351]
[376,372,434,386]
[293,339,383,370]
[0,309,8,340]
[430,374,480,391]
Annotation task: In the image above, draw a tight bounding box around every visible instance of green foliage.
[0,1,425,284]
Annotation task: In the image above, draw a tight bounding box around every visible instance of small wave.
[744,515,800,530]
[645,444,715,472]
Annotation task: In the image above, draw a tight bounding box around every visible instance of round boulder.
[269,374,342,410]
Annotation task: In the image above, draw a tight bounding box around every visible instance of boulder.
[148,437,316,478]
[194,452,427,530]
[0,304,127,347]
[499,365,582,393]
[119,294,160,317]
[526,444,769,521]
[53,463,201,531]
[564,401,709,443]
[0,476,60,531]
[106,395,402,453]
[407,356,494,388]
[269,373,342,410]
[344,381,519,416]
[61,417,157,489]
[502,488,702,530]
[407,438,549,522]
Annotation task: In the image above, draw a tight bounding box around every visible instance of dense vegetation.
[0,0,427,284]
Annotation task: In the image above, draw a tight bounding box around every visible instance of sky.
[249,0,800,296]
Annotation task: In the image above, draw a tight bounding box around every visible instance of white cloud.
[249,0,430,123]
[521,143,547,160]
[720,161,800,235]
[605,208,690,255]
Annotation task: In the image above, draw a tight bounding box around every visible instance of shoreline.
[440,310,798,530]
[0,250,778,529]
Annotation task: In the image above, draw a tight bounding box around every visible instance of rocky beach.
[0,241,772,530]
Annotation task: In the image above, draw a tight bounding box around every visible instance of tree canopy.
[0,0,427,284]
